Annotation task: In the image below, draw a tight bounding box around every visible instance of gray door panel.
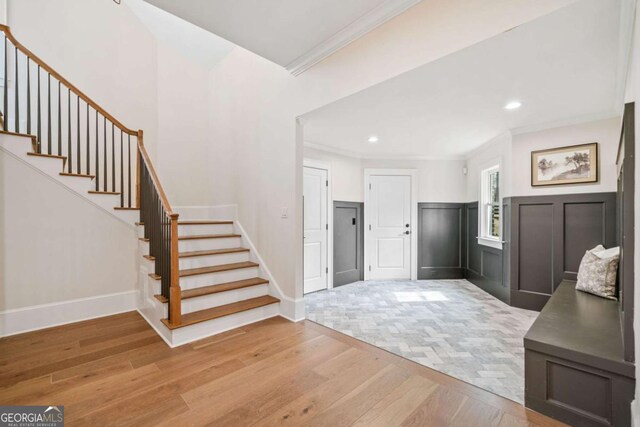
[333,201,363,287]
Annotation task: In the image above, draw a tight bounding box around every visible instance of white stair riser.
[178,223,234,236]
[57,176,93,195]
[170,303,279,347]
[26,156,64,177]
[85,193,122,212]
[178,237,241,252]
[179,267,259,290]
[112,209,139,224]
[0,134,33,158]
[147,266,259,292]
[179,252,249,270]
[181,284,268,314]
[139,240,150,256]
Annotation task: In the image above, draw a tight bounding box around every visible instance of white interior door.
[367,174,412,280]
[304,166,328,294]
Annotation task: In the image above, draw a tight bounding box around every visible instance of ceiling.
[302,0,624,159]
[142,0,421,74]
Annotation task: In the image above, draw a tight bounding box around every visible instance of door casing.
[364,169,418,281]
[303,159,333,291]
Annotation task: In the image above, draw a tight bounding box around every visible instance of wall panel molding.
[417,203,466,279]
[509,192,617,311]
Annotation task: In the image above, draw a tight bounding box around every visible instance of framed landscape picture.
[531,143,598,187]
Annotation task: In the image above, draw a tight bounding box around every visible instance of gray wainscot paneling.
[508,192,617,311]
[464,202,508,303]
[417,203,466,279]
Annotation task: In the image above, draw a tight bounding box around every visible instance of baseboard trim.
[235,220,306,321]
[0,290,137,337]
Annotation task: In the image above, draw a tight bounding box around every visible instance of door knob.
[405,224,410,228]
[405,230,410,235]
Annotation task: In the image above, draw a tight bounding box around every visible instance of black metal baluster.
[67,88,71,173]
[57,81,61,156]
[86,104,90,175]
[26,58,30,135]
[103,116,106,192]
[120,130,124,207]
[76,96,80,172]
[4,35,8,132]
[14,46,19,132]
[47,74,51,154]
[111,123,115,192]
[95,111,99,191]
[37,65,40,152]
[128,135,132,207]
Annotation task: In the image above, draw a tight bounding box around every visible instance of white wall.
[304,147,362,202]
[304,146,467,204]
[0,147,137,313]
[465,117,621,203]
[511,117,621,197]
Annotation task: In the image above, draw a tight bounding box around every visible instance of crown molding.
[286,0,422,76]
[303,141,465,161]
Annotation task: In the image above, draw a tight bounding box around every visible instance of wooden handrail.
[0,24,137,136]
[136,130,173,214]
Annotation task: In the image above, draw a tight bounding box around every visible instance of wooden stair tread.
[178,234,240,240]
[89,190,120,195]
[179,220,233,225]
[180,261,258,277]
[28,152,66,160]
[154,277,269,303]
[179,248,249,258]
[60,172,95,179]
[114,207,139,211]
[138,237,149,242]
[148,273,161,280]
[160,295,280,329]
[143,254,155,261]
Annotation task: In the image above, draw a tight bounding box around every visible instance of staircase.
[137,218,281,346]
[0,24,281,346]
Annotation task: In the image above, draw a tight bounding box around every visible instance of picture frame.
[531,143,598,187]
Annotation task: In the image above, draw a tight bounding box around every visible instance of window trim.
[478,162,502,250]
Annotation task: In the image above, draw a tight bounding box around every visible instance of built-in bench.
[524,280,635,426]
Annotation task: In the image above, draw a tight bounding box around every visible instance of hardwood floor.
[0,313,566,426]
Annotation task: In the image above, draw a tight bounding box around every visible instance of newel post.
[169,213,181,326]
[136,129,143,209]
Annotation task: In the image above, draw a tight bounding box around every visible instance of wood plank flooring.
[0,313,566,426]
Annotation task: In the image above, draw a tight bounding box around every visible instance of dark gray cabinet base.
[525,350,634,427]
[524,282,635,426]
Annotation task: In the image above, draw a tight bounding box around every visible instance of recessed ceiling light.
[368,136,379,143]
[505,101,522,110]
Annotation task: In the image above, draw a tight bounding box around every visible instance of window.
[479,164,501,249]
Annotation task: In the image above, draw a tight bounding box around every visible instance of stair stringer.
[235,220,305,322]
[0,132,138,227]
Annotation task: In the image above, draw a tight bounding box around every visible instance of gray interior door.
[333,201,363,287]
